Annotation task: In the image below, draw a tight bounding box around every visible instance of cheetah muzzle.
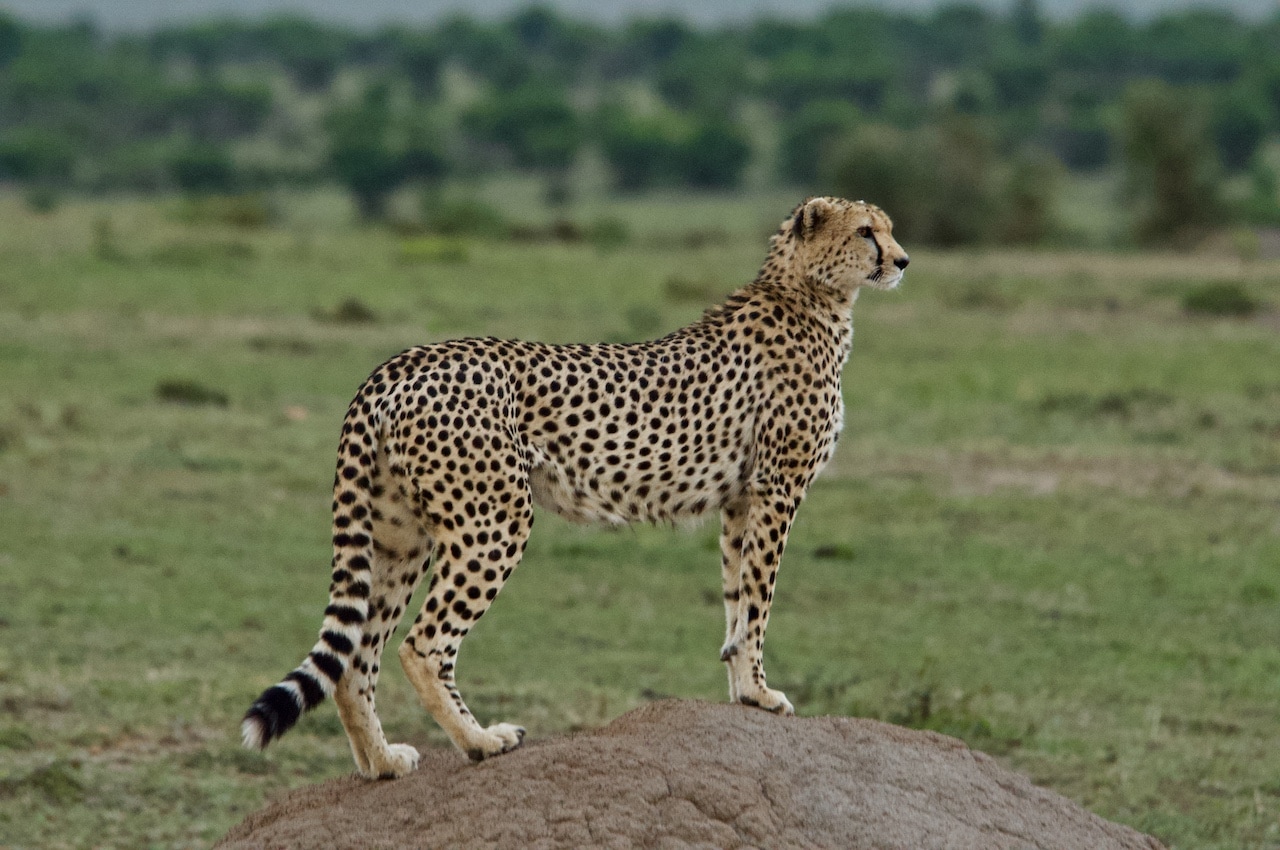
[242,196,909,777]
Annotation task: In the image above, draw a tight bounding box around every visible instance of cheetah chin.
[241,196,908,776]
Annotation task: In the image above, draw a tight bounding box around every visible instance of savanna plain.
[1,187,1278,849]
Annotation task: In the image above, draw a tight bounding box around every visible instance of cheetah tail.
[241,422,379,750]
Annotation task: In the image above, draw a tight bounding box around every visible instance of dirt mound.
[220,700,1163,850]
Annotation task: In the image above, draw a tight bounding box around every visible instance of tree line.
[0,3,1278,244]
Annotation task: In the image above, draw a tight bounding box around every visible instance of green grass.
[1,190,1279,848]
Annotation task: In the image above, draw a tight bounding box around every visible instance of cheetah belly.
[524,436,748,527]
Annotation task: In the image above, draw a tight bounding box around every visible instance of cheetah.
[242,196,909,777]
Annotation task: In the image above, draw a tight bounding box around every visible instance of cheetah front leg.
[718,497,751,703]
[719,484,799,715]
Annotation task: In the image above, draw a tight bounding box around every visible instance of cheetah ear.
[792,197,835,242]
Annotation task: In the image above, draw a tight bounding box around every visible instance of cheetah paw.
[367,743,421,780]
[466,723,526,762]
[738,687,795,716]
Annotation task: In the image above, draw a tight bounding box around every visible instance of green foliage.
[779,100,860,183]
[312,297,380,325]
[832,117,1049,247]
[1119,79,1223,246]
[399,236,469,265]
[597,107,750,191]
[174,193,278,229]
[1211,85,1271,172]
[419,193,510,238]
[326,84,447,220]
[598,109,683,192]
[1180,282,1261,318]
[154,379,230,407]
[1239,159,1280,226]
[676,120,751,190]
[0,7,1277,245]
[463,83,581,170]
[0,126,77,183]
[168,142,237,193]
[1000,148,1063,245]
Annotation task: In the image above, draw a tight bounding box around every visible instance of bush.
[155,379,230,407]
[1119,80,1222,246]
[419,195,510,239]
[174,193,277,229]
[780,100,861,183]
[168,143,238,193]
[1181,282,1260,318]
[399,237,469,264]
[0,127,77,184]
[830,118,1064,247]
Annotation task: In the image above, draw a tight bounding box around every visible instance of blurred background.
[2,3,1279,849]
[0,0,1276,248]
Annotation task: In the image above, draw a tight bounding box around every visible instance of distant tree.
[257,16,347,91]
[925,4,1000,67]
[764,53,892,115]
[390,33,443,99]
[655,40,746,116]
[779,100,860,183]
[1045,111,1112,170]
[0,12,23,70]
[597,107,682,191]
[436,16,530,89]
[998,147,1062,244]
[675,120,751,189]
[1054,9,1135,76]
[988,51,1049,110]
[169,79,273,140]
[462,83,581,170]
[0,126,78,184]
[829,124,932,240]
[1141,10,1245,86]
[326,84,449,220]
[926,116,1005,246]
[617,18,691,69]
[1211,86,1270,172]
[1011,0,1045,48]
[831,117,1056,246]
[168,141,236,193]
[506,5,594,73]
[1118,79,1222,245]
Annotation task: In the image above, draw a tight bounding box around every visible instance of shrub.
[420,194,509,239]
[399,237,469,264]
[1181,282,1260,318]
[155,380,230,407]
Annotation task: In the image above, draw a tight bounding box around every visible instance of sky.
[2,0,1276,29]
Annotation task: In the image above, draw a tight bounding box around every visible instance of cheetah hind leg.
[398,513,532,761]
[333,534,433,778]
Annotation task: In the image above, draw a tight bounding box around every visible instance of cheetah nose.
[893,255,910,270]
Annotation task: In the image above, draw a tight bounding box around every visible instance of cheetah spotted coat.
[243,197,909,777]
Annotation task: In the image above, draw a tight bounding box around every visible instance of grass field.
[1,188,1279,849]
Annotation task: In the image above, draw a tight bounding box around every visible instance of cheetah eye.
[857,226,873,238]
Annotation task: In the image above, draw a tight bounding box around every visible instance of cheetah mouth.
[867,270,904,290]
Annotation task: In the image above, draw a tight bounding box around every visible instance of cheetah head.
[783,196,909,294]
